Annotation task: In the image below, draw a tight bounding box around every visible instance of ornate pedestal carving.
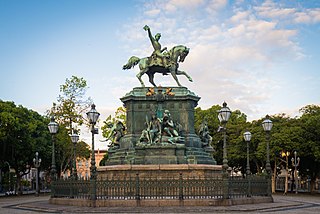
[105,87,216,165]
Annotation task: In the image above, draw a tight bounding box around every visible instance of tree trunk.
[16,173,22,195]
[272,158,277,193]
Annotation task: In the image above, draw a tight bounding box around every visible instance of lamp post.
[243,131,252,176]
[281,151,290,195]
[86,104,100,207]
[291,151,300,194]
[33,152,41,197]
[262,115,272,196]
[70,133,79,180]
[243,131,252,197]
[218,101,231,174]
[48,116,59,181]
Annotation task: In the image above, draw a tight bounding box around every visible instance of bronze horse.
[123,45,193,87]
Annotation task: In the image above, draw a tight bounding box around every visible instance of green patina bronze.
[106,87,216,165]
[105,26,215,165]
[123,25,193,87]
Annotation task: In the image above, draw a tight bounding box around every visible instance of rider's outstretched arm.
[144,25,155,43]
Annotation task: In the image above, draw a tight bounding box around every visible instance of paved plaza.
[0,193,320,213]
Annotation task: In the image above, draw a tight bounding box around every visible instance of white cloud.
[254,0,296,19]
[144,9,161,17]
[254,0,320,25]
[294,8,320,24]
[294,12,312,23]
[206,0,228,14]
[230,11,250,23]
[165,0,204,12]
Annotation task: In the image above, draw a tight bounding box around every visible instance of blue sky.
[1,0,320,148]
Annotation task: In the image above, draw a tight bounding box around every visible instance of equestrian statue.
[123,25,193,87]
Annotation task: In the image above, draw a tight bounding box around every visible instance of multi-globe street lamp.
[33,152,41,197]
[218,101,231,175]
[243,131,252,176]
[262,115,273,196]
[281,151,290,195]
[291,151,300,194]
[86,104,100,206]
[70,132,79,180]
[48,116,59,181]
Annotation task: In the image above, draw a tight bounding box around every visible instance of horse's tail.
[122,56,140,70]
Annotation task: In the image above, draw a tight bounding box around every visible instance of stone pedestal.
[98,164,223,179]
[106,87,216,165]
[134,144,187,164]
[119,87,200,148]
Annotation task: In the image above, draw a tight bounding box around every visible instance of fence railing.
[275,177,313,193]
[51,174,269,200]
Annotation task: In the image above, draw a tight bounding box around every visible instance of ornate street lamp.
[262,115,272,175]
[262,115,272,196]
[48,116,58,181]
[70,132,79,180]
[86,104,100,206]
[218,101,231,174]
[33,152,41,197]
[243,131,252,176]
[281,151,290,195]
[291,151,300,194]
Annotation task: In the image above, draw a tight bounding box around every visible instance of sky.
[1,0,320,149]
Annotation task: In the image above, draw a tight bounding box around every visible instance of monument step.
[186,151,211,157]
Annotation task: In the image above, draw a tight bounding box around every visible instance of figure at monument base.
[105,87,216,166]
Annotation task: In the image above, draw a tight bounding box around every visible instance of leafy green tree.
[50,76,92,132]
[298,105,320,186]
[48,76,91,177]
[225,109,249,175]
[0,100,51,194]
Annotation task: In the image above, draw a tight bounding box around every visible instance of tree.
[48,76,92,177]
[225,109,249,175]
[298,105,320,187]
[50,76,92,132]
[0,100,51,194]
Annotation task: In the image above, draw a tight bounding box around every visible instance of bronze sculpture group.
[106,26,213,149]
[138,109,183,146]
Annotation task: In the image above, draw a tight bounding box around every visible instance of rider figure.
[143,25,168,66]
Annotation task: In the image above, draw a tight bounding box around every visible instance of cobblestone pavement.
[0,193,320,213]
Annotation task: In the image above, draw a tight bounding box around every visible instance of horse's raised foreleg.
[176,69,193,82]
[170,68,182,87]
